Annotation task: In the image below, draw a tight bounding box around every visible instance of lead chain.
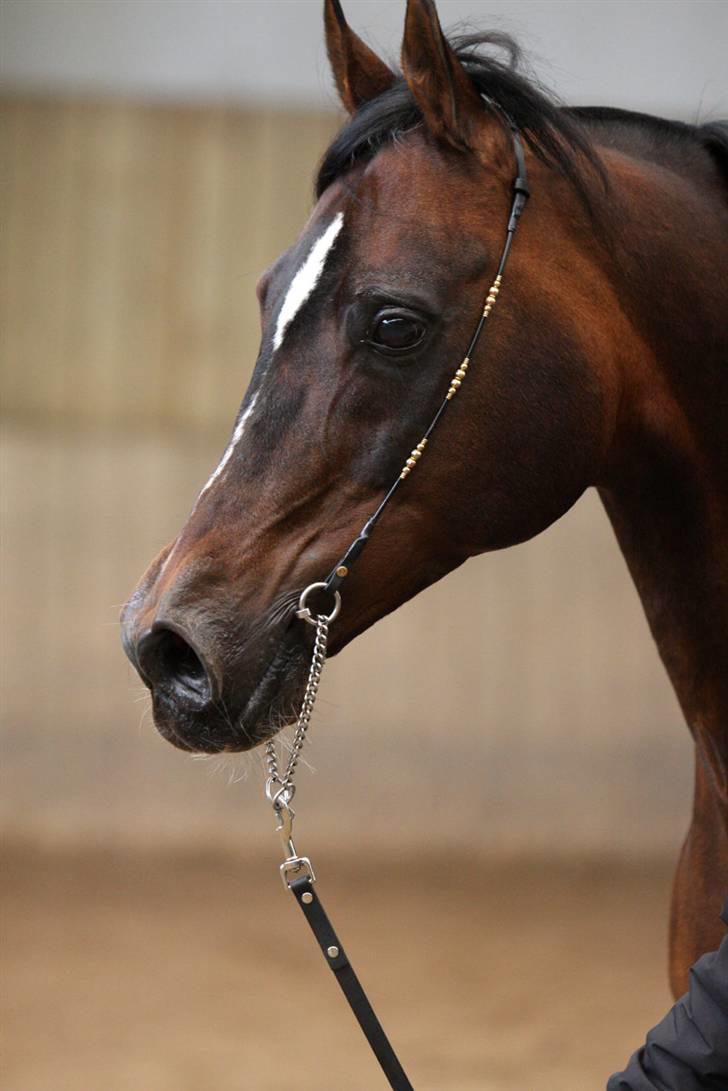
[265,613,329,808]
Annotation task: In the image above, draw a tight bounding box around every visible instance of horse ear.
[401,0,484,150]
[324,0,396,114]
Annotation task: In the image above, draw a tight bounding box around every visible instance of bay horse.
[121,0,728,998]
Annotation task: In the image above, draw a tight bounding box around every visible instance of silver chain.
[265,613,329,808]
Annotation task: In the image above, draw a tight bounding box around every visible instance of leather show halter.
[264,111,530,1091]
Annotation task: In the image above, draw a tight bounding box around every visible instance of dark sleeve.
[607,902,728,1091]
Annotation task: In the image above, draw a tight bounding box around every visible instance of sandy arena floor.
[2,848,675,1091]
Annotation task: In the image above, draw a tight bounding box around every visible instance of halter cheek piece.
[320,114,530,600]
[265,116,530,1091]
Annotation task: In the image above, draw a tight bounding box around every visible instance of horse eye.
[369,311,426,354]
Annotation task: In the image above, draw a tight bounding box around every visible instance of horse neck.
[596,138,728,788]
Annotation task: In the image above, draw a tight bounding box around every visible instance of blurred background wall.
[2,0,727,858]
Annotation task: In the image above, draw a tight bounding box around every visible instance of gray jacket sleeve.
[607,902,728,1091]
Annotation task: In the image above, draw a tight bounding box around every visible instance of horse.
[121,0,728,998]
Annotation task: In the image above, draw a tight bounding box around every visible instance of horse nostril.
[136,626,218,705]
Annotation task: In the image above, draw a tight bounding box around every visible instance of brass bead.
[451,378,461,388]
[411,449,422,460]
[486,295,496,305]
[417,439,428,450]
[495,274,503,283]
[455,368,466,380]
[400,466,411,478]
[406,457,416,468]
[336,565,348,579]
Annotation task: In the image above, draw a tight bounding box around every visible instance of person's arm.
[607,903,728,1091]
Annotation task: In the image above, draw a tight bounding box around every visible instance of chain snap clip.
[270,796,317,888]
[265,584,339,887]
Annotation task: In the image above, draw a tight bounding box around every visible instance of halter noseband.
[313,115,530,608]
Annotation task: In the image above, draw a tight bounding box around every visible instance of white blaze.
[194,211,344,507]
[197,390,259,499]
[273,211,344,352]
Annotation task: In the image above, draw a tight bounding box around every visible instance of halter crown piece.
[264,113,530,1091]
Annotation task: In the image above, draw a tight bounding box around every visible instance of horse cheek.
[464,324,607,552]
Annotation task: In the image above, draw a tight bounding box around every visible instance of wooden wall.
[0,95,692,856]
[1,95,337,429]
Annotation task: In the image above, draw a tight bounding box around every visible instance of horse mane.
[696,120,728,190]
[569,106,728,195]
[316,32,602,202]
[317,30,727,206]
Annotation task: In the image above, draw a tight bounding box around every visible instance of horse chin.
[149,636,309,754]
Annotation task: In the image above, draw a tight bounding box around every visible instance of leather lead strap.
[289,876,415,1091]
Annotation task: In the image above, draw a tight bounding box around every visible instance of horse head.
[121,0,615,753]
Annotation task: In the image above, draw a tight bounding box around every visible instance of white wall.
[2,0,727,119]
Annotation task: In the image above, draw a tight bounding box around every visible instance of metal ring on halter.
[296,581,341,627]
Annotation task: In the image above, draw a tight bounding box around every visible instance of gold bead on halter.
[399,302,491,464]
[398,437,430,479]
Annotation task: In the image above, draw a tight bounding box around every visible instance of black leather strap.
[289,876,415,1091]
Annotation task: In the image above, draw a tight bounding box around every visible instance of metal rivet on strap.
[327,945,339,959]
[301,891,313,904]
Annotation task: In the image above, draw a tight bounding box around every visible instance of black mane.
[570,106,728,191]
[317,31,728,203]
[316,32,601,200]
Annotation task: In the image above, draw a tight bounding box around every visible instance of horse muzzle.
[121,595,310,754]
